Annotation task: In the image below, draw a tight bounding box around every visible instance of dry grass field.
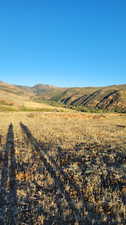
[0,111,126,224]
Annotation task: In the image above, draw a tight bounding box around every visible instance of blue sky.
[0,0,126,87]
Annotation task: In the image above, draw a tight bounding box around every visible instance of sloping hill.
[0,82,61,111]
[31,84,66,101]
[32,83,126,112]
[57,85,126,112]
[0,81,126,112]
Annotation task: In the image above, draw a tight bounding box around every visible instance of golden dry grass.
[0,111,126,224]
[0,111,124,148]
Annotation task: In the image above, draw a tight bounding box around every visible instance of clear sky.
[0,0,126,87]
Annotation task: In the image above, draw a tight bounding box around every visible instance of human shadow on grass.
[20,122,83,225]
[0,124,17,225]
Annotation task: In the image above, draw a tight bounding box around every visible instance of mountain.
[31,84,66,101]
[0,81,60,111]
[0,81,126,112]
[58,84,126,112]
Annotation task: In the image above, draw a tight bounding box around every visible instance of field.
[0,111,126,225]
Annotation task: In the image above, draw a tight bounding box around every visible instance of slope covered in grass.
[0,81,126,112]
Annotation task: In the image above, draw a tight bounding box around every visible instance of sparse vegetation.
[0,81,126,113]
[0,111,126,224]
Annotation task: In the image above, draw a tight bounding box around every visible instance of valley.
[0,81,126,112]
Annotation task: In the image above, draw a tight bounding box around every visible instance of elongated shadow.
[8,124,17,225]
[0,124,17,225]
[0,129,9,224]
[15,146,50,224]
[38,142,86,216]
[20,122,82,224]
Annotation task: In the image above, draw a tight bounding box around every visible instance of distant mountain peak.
[32,84,57,89]
[0,80,126,112]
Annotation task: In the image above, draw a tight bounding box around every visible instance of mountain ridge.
[0,81,126,112]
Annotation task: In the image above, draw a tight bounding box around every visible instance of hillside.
[0,81,63,112]
[32,83,126,112]
[58,84,126,112]
[31,84,66,101]
[0,81,126,112]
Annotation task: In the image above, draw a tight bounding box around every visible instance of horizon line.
[0,80,126,89]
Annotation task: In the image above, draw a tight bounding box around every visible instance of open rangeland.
[0,112,126,225]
